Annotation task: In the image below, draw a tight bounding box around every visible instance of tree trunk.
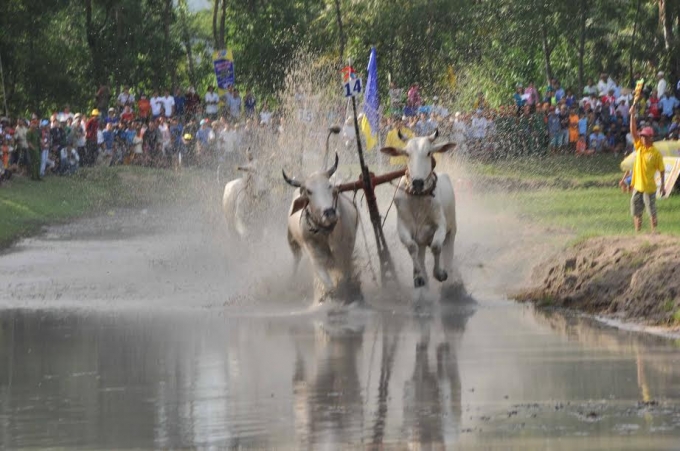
[219,0,227,49]
[659,0,674,51]
[540,13,553,86]
[577,0,588,95]
[334,0,346,68]
[212,0,220,49]
[629,0,642,85]
[84,0,102,87]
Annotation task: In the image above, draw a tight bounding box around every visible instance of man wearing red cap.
[627,101,665,233]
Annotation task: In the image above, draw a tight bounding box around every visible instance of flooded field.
[0,190,679,450]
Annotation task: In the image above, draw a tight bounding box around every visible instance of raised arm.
[629,102,639,141]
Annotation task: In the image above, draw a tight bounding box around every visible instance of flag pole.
[349,52,397,287]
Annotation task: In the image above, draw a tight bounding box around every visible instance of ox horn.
[325,152,339,178]
[282,169,302,188]
[428,128,439,142]
[397,128,409,142]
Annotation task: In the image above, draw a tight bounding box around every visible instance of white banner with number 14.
[343,78,363,98]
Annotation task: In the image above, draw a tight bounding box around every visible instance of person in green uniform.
[26,117,41,181]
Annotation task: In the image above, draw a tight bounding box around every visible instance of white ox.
[380,129,457,288]
[222,152,266,238]
[283,152,360,303]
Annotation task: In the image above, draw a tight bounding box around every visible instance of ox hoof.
[434,269,448,282]
[414,276,426,288]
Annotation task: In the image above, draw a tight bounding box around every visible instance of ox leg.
[431,224,449,283]
[288,232,302,278]
[398,220,426,288]
[441,231,455,275]
[306,245,335,302]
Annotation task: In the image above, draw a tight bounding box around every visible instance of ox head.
[380,129,456,194]
[282,152,340,228]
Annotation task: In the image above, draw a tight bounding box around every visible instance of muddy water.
[1,203,680,449]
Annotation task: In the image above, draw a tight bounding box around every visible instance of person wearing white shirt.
[259,102,272,125]
[150,91,163,118]
[161,90,175,117]
[204,86,219,118]
[657,71,668,99]
[117,86,135,112]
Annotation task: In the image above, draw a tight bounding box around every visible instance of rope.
[382,177,402,229]
[356,200,379,284]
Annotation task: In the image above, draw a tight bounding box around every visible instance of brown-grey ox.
[282,152,360,303]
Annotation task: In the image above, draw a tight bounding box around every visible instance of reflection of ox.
[380,130,457,288]
[221,152,266,238]
[282,152,360,303]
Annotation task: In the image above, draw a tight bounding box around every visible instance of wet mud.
[1,180,680,449]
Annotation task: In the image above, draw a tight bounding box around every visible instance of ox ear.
[290,195,308,216]
[380,146,407,157]
[431,141,456,154]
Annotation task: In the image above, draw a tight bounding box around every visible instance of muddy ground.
[517,235,680,329]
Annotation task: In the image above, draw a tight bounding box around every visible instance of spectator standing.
[228,87,242,120]
[583,78,598,96]
[104,107,119,126]
[150,91,163,120]
[259,101,272,125]
[39,120,54,177]
[513,84,526,114]
[625,101,665,233]
[547,108,561,153]
[244,89,256,119]
[121,105,134,123]
[185,87,201,118]
[204,86,219,119]
[13,118,28,168]
[137,94,151,123]
[96,85,111,113]
[388,82,403,115]
[174,88,186,119]
[161,89,175,118]
[117,86,135,113]
[656,71,668,98]
[85,109,100,166]
[72,114,86,163]
[658,91,679,119]
[589,125,606,152]
[26,118,41,181]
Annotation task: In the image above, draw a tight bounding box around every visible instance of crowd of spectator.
[377,72,680,161]
[0,84,279,184]
[3,71,680,186]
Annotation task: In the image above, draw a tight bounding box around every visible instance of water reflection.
[0,303,679,449]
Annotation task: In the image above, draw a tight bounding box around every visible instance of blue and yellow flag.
[361,47,379,150]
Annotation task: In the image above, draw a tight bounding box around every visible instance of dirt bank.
[516,235,680,328]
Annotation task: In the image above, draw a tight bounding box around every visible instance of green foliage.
[0,0,676,116]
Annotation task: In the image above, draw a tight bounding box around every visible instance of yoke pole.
[350,96,396,286]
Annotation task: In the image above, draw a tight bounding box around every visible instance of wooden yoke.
[337,169,406,193]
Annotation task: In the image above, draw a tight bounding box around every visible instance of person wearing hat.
[105,107,120,126]
[622,100,666,233]
[85,109,100,167]
[588,125,605,153]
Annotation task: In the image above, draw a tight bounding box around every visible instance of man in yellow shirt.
[384,116,414,166]
[628,102,666,233]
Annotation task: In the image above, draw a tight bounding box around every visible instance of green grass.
[483,187,680,237]
[472,154,680,238]
[0,166,193,247]
[471,154,621,188]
